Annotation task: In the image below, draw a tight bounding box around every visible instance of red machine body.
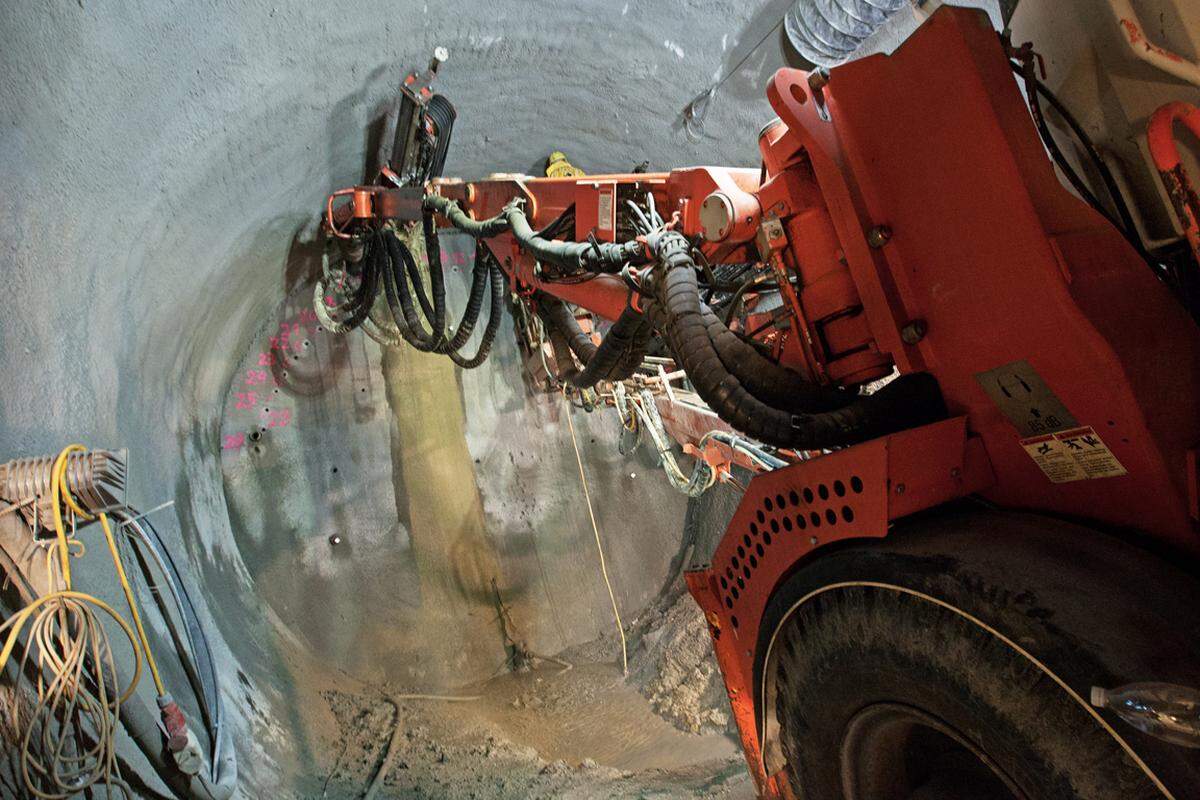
[435,9,1200,795]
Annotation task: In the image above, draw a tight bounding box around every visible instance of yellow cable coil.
[0,444,164,798]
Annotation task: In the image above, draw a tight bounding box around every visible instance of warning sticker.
[1019,426,1127,483]
[597,190,614,233]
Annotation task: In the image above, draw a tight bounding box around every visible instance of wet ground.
[310,661,753,800]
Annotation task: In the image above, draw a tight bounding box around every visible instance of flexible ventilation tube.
[785,0,907,67]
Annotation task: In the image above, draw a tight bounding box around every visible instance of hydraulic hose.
[313,238,381,334]
[537,294,652,388]
[503,202,646,273]
[381,228,445,352]
[538,293,598,364]
[698,304,855,413]
[449,245,506,369]
[442,238,497,354]
[423,195,509,238]
[646,231,944,449]
[424,94,456,181]
[422,194,647,274]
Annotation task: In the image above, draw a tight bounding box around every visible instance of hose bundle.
[379,222,506,368]
[315,214,505,369]
[422,195,649,274]
[375,192,945,450]
[536,294,653,388]
[642,230,945,449]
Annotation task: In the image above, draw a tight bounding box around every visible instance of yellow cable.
[47,444,162,693]
[49,444,87,588]
[562,386,628,676]
[99,512,164,695]
[0,590,143,704]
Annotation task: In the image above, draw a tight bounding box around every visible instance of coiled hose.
[645,230,945,449]
[785,0,907,68]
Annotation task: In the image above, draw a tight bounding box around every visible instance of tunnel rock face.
[0,1,776,794]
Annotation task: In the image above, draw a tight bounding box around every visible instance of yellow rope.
[562,386,628,676]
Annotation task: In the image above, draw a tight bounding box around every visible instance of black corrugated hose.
[448,242,506,368]
[536,293,651,388]
[381,218,447,352]
[379,224,504,368]
[422,192,945,449]
[644,229,945,449]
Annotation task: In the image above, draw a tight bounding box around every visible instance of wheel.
[757,509,1200,800]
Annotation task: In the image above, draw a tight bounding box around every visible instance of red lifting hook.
[1148,101,1200,264]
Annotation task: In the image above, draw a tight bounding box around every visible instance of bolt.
[809,536,818,545]
[950,467,962,478]
[900,319,927,345]
[430,47,449,72]
[867,225,892,248]
[895,483,906,495]
[329,534,343,546]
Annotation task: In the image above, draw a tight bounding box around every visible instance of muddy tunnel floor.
[299,590,755,800]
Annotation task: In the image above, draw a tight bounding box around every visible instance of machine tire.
[758,509,1200,800]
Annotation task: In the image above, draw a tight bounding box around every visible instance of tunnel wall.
[0,0,784,794]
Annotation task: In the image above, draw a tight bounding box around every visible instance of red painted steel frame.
[686,9,1200,796]
[433,169,760,320]
[436,8,1200,796]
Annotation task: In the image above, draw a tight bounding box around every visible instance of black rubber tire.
[760,509,1200,800]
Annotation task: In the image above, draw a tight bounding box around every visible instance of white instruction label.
[1020,426,1127,483]
[597,190,614,233]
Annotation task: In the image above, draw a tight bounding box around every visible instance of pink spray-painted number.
[235,391,258,410]
[222,433,245,450]
[258,352,275,367]
[245,369,268,386]
[265,408,292,428]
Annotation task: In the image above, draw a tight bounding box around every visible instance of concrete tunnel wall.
[0,0,795,794]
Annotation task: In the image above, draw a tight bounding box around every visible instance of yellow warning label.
[1020,426,1127,483]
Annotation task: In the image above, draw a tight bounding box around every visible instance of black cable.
[723,275,777,326]
[1010,60,1149,260]
[125,512,222,776]
[536,204,576,240]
